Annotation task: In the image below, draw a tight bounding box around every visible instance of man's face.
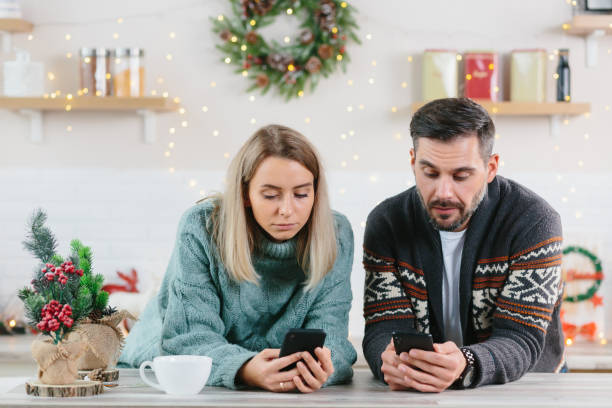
[411,134,498,232]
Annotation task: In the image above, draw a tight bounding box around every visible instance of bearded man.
[362,98,565,392]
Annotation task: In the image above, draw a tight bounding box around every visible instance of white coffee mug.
[139,355,212,395]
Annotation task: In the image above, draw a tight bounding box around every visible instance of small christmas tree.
[18,209,105,344]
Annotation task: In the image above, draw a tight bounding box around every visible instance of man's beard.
[417,182,487,232]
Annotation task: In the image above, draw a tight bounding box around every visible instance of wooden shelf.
[0,96,177,112]
[0,97,178,143]
[564,15,612,35]
[563,15,612,67]
[0,18,33,33]
[410,101,591,116]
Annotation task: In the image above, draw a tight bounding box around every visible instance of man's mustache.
[428,200,464,210]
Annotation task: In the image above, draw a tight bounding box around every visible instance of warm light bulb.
[213,130,219,136]
[9,320,16,328]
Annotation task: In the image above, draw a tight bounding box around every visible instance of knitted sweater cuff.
[216,350,258,390]
[464,343,494,387]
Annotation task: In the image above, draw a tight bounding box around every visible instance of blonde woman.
[120,125,357,392]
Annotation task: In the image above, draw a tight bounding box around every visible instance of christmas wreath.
[562,245,603,303]
[212,0,360,100]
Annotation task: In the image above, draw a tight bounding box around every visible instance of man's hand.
[397,341,466,393]
[380,340,411,390]
[380,339,467,393]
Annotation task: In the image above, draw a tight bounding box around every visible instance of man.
[362,98,564,392]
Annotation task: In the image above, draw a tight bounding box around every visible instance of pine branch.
[22,209,58,263]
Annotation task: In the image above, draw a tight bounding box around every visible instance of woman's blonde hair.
[211,124,337,290]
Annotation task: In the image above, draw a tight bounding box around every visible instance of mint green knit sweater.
[119,201,357,388]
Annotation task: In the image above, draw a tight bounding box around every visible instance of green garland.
[563,245,603,303]
[211,0,360,101]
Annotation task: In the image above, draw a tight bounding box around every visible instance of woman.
[119,124,357,392]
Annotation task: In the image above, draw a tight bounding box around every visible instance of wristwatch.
[454,347,476,389]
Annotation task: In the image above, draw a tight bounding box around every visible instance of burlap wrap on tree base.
[68,310,135,370]
[31,338,86,385]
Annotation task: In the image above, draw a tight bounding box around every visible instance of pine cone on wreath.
[245,31,258,44]
[305,56,322,73]
[315,0,336,32]
[266,53,294,71]
[242,0,275,16]
[299,29,314,45]
[317,44,334,60]
[256,73,270,87]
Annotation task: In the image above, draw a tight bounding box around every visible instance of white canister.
[3,49,44,96]
[0,0,22,19]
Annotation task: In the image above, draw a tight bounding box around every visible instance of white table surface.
[1,368,612,407]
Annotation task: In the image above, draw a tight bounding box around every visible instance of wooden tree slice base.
[78,368,119,382]
[25,380,103,397]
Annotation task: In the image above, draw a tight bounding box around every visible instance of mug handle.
[139,360,164,391]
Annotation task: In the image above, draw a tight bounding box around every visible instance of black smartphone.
[392,331,434,355]
[279,328,326,371]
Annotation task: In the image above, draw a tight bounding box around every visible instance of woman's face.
[247,156,315,242]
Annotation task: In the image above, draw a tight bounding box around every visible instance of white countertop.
[1,368,612,407]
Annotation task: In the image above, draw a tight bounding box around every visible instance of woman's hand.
[292,346,334,393]
[237,347,334,393]
[237,348,302,392]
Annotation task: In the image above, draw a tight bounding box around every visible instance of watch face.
[462,365,475,388]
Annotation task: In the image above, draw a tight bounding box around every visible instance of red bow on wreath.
[562,321,598,340]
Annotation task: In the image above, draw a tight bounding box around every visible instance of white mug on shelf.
[139,355,212,395]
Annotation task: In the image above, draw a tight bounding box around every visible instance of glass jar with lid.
[112,47,145,97]
[79,47,111,96]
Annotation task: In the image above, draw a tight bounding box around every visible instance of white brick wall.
[1,168,610,338]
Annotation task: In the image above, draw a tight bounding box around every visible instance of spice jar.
[112,47,145,97]
[79,47,111,96]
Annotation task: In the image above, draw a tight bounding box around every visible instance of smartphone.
[392,331,434,355]
[278,328,326,371]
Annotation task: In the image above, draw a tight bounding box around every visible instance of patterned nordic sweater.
[119,201,357,388]
[362,176,565,387]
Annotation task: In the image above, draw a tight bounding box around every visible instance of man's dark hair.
[410,98,495,162]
